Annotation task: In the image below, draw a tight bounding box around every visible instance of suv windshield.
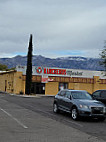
[71,91,92,100]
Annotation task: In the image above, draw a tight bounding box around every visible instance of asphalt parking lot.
[0,93,106,142]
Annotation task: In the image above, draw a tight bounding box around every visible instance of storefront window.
[31,83,45,94]
[59,83,68,91]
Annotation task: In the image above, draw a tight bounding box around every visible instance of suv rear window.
[101,91,106,98]
[93,91,100,97]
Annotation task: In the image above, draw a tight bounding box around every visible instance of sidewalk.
[9,93,54,98]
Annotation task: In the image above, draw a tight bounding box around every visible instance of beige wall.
[0,72,14,93]
[99,84,106,90]
[13,72,25,94]
[68,83,93,94]
[45,82,59,95]
[93,76,106,92]
[0,72,106,95]
[0,71,25,94]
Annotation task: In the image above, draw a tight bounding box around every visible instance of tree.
[0,64,15,71]
[0,64,8,71]
[25,34,33,94]
[100,41,106,75]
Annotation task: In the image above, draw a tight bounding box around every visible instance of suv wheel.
[71,107,79,120]
[53,103,59,113]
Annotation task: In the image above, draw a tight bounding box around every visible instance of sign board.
[41,75,48,83]
[16,65,106,79]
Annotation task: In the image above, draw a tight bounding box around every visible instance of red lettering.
[61,70,64,74]
[49,69,52,74]
[59,70,61,74]
[63,70,66,75]
[44,68,46,74]
[54,69,57,74]
[43,68,66,75]
[51,69,53,74]
[47,68,49,74]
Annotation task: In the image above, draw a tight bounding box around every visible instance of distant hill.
[0,55,104,71]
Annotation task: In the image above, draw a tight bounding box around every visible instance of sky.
[0,0,106,58]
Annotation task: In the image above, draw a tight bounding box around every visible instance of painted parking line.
[0,108,28,129]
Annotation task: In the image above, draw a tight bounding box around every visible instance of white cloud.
[0,0,106,58]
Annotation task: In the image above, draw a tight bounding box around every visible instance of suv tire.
[71,107,79,120]
[53,103,59,113]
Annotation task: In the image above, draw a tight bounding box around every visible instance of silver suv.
[53,90,106,121]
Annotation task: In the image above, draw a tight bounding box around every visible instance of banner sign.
[41,75,48,83]
[16,65,106,79]
[35,67,83,77]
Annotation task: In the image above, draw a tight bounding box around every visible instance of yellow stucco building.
[0,66,106,95]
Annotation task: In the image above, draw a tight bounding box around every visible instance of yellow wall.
[99,84,106,90]
[0,72,106,95]
[13,72,25,94]
[92,76,106,92]
[45,82,59,95]
[68,83,93,94]
[0,71,25,94]
[0,72,14,93]
[68,83,74,90]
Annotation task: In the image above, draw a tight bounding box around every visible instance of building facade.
[0,66,106,95]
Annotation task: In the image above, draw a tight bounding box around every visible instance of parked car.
[92,90,106,105]
[53,89,106,121]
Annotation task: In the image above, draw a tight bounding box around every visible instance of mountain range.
[0,55,104,71]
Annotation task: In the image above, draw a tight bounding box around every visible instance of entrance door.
[59,83,68,91]
[31,83,45,94]
[5,80,7,92]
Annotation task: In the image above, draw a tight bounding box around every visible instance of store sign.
[41,77,48,83]
[36,67,83,77]
[66,70,83,76]
[16,66,83,77]
[41,75,48,83]
[44,68,66,75]
[16,65,106,79]
[41,75,54,83]
[36,67,66,75]
[36,67,42,74]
